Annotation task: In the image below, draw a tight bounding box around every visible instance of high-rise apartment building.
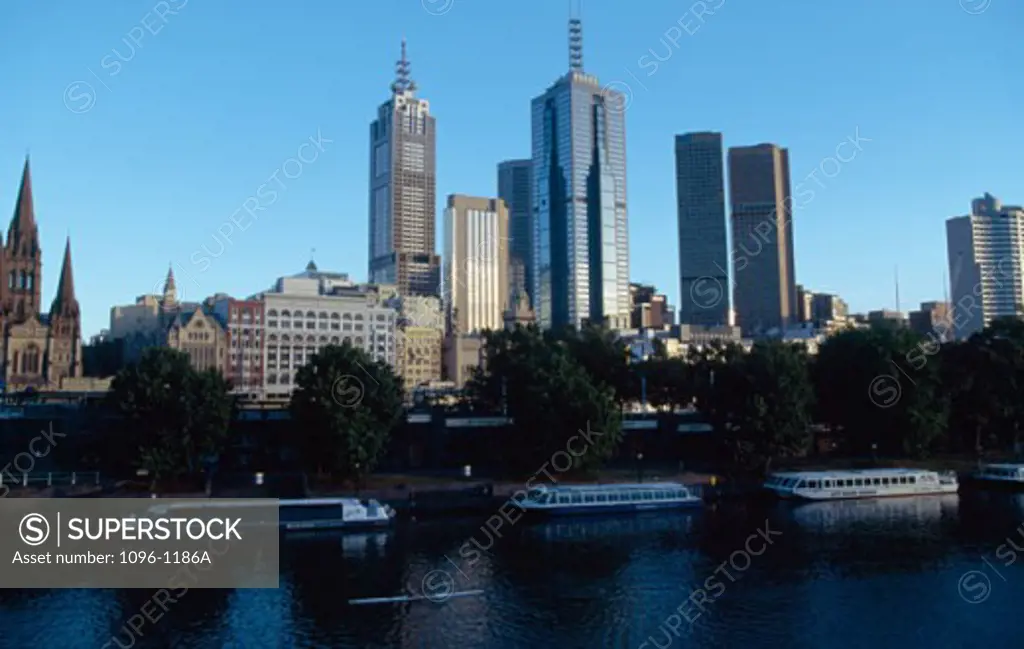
[368,40,440,297]
[531,17,630,330]
[727,143,797,335]
[675,132,729,326]
[946,193,1024,339]
[498,159,534,303]
[443,195,509,335]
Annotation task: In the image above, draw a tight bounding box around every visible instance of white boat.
[519,482,702,516]
[147,498,396,531]
[763,468,958,501]
[967,463,1024,489]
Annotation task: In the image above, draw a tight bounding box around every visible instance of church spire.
[8,156,38,246]
[51,236,79,315]
[162,263,178,304]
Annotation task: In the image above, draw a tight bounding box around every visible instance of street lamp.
[636,452,644,483]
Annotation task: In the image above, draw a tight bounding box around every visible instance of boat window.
[809,481,819,489]
[909,476,917,484]
[584,494,595,503]
[643,492,653,500]
[571,494,582,504]
[872,478,880,486]
[528,489,543,501]
[597,494,607,502]
[558,495,571,504]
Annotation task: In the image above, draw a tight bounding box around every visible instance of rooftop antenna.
[894,265,901,313]
[942,266,949,305]
[569,0,584,72]
[391,37,416,94]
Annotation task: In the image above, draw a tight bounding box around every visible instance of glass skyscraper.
[530,18,630,330]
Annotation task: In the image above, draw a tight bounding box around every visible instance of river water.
[2,491,1024,648]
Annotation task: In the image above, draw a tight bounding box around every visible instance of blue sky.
[1,0,1021,338]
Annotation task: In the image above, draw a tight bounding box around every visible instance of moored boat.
[148,497,396,531]
[518,482,702,516]
[763,468,958,501]
[963,463,1024,491]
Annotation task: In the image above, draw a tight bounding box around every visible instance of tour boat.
[965,463,1024,490]
[763,468,958,501]
[518,482,703,516]
[147,498,396,531]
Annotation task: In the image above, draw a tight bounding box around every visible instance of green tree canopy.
[469,325,622,475]
[289,343,404,482]
[548,324,633,404]
[814,326,946,457]
[108,347,233,482]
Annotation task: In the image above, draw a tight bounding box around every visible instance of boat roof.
[769,468,940,479]
[981,463,1024,470]
[149,498,367,509]
[531,482,686,491]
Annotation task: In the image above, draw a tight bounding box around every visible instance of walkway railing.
[0,471,100,489]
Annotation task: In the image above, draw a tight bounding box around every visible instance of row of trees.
[106,317,1024,485]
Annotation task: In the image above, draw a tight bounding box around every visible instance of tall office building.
[497,159,534,303]
[946,193,1024,339]
[443,195,510,335]
[727,143,797,335]
[368,40,441,297]
[531,16,630,330]
[675,132,729,326]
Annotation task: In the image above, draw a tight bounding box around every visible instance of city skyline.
[1,0,1021,337]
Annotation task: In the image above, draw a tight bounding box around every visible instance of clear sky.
[1,0,1021,338]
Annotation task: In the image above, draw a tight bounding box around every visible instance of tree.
[703,342,815,474]
[289,343,404,484]
[814,327,947,458]
[468,325,622,474]
[550,324,633,405]
[108,348,233,485]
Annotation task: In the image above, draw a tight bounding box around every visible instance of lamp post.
[636,452,644,483]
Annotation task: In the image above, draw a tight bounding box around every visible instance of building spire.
[8,156,38,245]
[163,263,177,304]
[894,265,901,313]
[391,37,417,94]
[51,236,79,315]
[569,1,584,72]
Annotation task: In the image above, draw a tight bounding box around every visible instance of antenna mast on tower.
[569,0,584,72]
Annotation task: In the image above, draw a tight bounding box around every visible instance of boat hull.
[281,517,393,532]
[764,485,958,501]
[522,500,702,516]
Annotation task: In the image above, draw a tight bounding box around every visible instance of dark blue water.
[2,492,1024,648]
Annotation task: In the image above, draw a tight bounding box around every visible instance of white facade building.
[946,194,1024,339]
[443,195,509,334]
[255,263,398,399]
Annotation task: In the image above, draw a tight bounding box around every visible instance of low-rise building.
[210,295,265,399]
[165,306,228,374]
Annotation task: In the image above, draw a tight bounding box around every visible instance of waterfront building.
[498,159,534,303]
[0,159,83,390]
[257,262,398,399]
[676,132,730,326]
[946,193,1024,339]
[368,39,440,297]
[164,306,228,375]
[727,143,797,336]
[442,195,509,335]
[629,283,675,330]
[392,295,444,393]
[868,309,906,328]
[908,301,953,342]
[109,268,203,365]
[531,16,630,331]
[210,295,265,399]
[796,285,813,323]
[812,292,849,324]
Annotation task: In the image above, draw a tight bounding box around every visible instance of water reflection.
[788,494,960,531]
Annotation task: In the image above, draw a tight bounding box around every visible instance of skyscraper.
[531,16,630,330]
[368,39,440,297]
[675,132,729,326]
[727,143,797,335]
[946,193,1024,339]
[497,159,533,303]
[443,195,510,335]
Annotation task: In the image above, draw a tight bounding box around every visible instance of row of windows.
[774,475,929,489]
[266,310,391,322]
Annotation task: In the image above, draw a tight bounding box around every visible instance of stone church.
[1,158,82,390]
